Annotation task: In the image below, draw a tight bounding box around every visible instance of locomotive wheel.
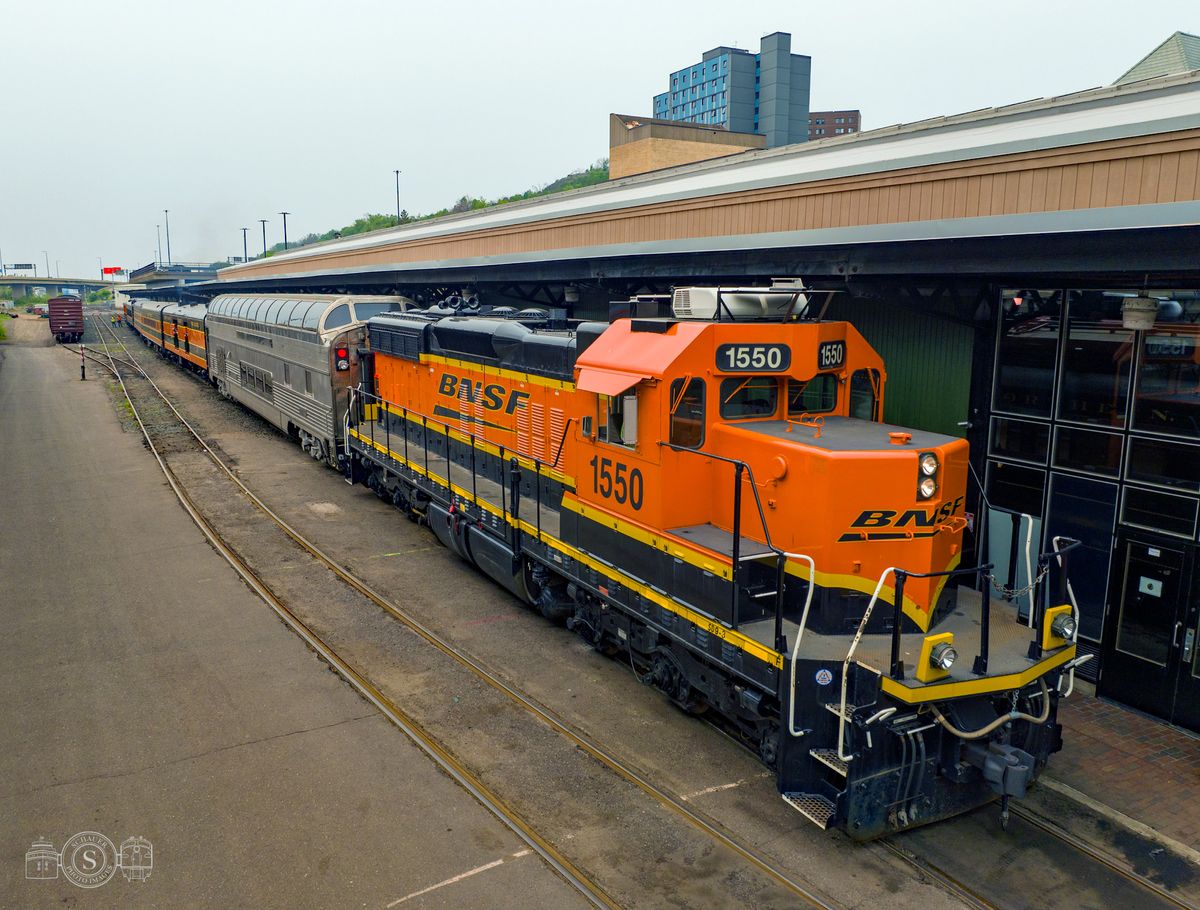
[757,722,781,768]
[650,649,707,715]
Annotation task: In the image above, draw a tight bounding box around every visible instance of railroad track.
[877,800,1196,910]
[94,316,1195,910]
[89,316,843,910]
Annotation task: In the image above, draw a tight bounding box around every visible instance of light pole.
[279,211,291,250]
[156,224,162,267]
[163,209,172,265]
[394,169,401,223]
[98,256,103,281]
[56,259,60,278]
[42,251,49,277]
[259,219,269,255]
[240,227,249,263]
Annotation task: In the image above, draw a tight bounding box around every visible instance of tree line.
[253,159,609,259]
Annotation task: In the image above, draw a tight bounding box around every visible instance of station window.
[1132,324,1200,439]
[669,378,705,448]
[788,375,836,415]
[1058,299,1133,427]
[720,376,778,419]
[1121,487,1198,539]
[1125,436,1200,493]
[994,289,1062,418]
[1053,426,1122,477]
[988,417,1050,464]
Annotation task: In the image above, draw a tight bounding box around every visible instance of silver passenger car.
[205,293,410,465]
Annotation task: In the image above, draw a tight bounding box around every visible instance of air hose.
[927,679,1050,740]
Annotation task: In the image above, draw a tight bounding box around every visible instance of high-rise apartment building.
[652,32,811,148]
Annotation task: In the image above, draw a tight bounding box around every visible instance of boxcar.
[48,296,84,342]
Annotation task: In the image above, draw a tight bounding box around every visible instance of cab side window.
[597,392,638,447]
[850,369,880,421]
[669,378,705,448]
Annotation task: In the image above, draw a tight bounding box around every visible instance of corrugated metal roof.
[219,68,1200,282]
[1116,31,1200,85]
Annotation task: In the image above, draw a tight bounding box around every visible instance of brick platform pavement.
[1049,685,1200,850]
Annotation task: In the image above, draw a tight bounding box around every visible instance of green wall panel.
[826,296,973,437]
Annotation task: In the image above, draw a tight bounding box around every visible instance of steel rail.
[876,839,997,910]
[1008,804,1195,910]
[93,314,841,910]
[89,314,618,910]
[878,806,1194,910]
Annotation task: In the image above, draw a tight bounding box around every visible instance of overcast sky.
[2,0,1197,280]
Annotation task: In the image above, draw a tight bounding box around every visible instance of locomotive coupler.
[963,741,1035,800]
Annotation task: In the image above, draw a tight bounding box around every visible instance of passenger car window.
[720,376,778,419]
[669,378,705,448]
[289,302,312,327]
[302,305,322,329]
[353,302,400,320]
[323,304,351,331]
[788,375,837,415]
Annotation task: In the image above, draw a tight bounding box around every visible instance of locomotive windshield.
[788,375,837,415]
[720,376,778,418]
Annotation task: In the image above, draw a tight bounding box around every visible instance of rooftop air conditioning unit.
[671,286,808,320]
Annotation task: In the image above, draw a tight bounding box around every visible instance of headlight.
[1051,613,1077,641]
[919,453,939,476]
[930,642,957,670]
[919,477,938,499]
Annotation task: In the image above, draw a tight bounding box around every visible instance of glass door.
[1099,539,1189,722]
[1169,566,1200,731]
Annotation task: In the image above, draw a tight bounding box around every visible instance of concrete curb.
[1039,775,1200,868]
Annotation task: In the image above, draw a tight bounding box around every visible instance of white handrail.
[784,553,817,737]
[837,567,899,762]
[1022,513,1035,628]
[344,387,360,462]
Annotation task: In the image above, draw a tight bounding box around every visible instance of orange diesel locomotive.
[346,287,1083,840]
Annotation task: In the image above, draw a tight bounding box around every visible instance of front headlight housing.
[1051,613,1077,641]
[930,642,957,670]
[919,477,938,499]
[919,452,939,476]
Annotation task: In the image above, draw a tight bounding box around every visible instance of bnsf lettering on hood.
[438,373,530,414]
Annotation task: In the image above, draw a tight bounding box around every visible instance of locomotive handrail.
[838,566,899,762]
[783,552,817,737]
[658,442,784,633]
[889,564,994,679]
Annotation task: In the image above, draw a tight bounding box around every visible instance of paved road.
[0,333,588,906]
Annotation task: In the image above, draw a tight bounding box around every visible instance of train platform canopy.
[213,68,1200,292]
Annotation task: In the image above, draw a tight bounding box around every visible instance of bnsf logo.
[438,373,530,414]
[851,496,965,529]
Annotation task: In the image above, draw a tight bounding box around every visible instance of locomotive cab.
[569,288,1078,839]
